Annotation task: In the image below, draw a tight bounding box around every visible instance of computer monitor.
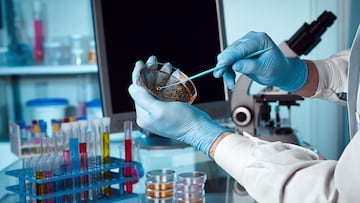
[91,0,230,134]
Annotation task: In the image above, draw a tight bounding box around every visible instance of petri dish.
[137,62,197,104]
[176,171,207,185]
[146,169,176,183]
[174,190,205,200]
[175,183,204,193]
[146,188,174,199]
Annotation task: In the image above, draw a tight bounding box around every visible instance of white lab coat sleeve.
[213,132,360,203]
[310,50,350,105]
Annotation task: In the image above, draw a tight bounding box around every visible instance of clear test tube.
[44,149,54,203]
[23,157,34,199]
[52,120,62,156]
[101,117,111,197]
[78,120,89,201]
[51,120,64,202]
[38,120,48,161]
[87,122,96,201]
[16,120,28,155]
[91,118,103,198]
[33,124,41,154]
[52,155,63,203]
[16,120,27,144]
[60,123,73,203]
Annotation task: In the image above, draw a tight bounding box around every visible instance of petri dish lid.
[146,169,176,183]
[176,171,207,185]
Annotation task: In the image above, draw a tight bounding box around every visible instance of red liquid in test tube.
[124,121,133,193]
[80,143,89,200]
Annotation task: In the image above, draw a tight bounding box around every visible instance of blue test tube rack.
[5,157,144,203]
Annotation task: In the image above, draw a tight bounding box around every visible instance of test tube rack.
[9,122,30,158]
[5,157,144,203]
[9,122,45,158]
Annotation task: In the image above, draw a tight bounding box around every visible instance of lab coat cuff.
[213,133,256,184]
[310,52,349,106]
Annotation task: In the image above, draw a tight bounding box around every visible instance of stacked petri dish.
[175,171,207,203]
[145,169,176,203]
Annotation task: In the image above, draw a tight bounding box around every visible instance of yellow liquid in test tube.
[102,131,111,196]
[36,171,45,203]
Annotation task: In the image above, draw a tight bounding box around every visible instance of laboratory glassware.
[137,62,197,104]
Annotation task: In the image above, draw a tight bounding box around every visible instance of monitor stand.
[138,130,190,150]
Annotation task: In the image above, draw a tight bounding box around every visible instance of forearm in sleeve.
[311,50,350,104]
[213,132,342,203]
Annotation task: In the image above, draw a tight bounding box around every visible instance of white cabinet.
[0,0,100,139]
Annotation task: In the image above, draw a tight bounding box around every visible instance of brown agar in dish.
[138,64,197,103]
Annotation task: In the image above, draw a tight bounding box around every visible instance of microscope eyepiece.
[287,10,337,55]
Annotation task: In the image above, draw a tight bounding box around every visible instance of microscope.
[230,11,337,145]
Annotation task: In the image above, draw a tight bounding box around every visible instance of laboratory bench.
[0,156,256,203]
[0,134,257,203]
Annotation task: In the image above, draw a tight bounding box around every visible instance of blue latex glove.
[128,56,230,156]
[213,31,308,92]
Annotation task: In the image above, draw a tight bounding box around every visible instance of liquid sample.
[124,139,133,193]
[44,170,54,203]
[80,143,89,201]
[102,132,111,197]
[36,170,45,203]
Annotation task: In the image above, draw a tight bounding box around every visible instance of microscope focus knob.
[232,106,252,127]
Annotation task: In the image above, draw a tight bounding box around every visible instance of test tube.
[33,124,41,154]
[23,157,34,199]
[61,123,73,203]
[52,120,62,155]
[44,149,54,203]
[33,0,45,64]
[39,120,48,157]
[70,122,81,202]
[91,118,103,198]
[52,155,63,203]
[35,160,45,203]
[16,120,28,155]
[101,117,111,196]
[51,120,64,203]
[124,120,133,194]
[39,120,47,138]
[16,120,27,143]
[70,122,80,170]
[87,128,97,201]
[78,120,89,201]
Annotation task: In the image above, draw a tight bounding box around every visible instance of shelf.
[0,64,98,76]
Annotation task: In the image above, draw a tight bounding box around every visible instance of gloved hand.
[128,56,230,156]
[213,31,308,92]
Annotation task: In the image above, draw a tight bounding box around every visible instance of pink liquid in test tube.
[33,1,44,63]
[124,121,133,194]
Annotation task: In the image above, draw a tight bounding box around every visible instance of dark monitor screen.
[91,0,230,133]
